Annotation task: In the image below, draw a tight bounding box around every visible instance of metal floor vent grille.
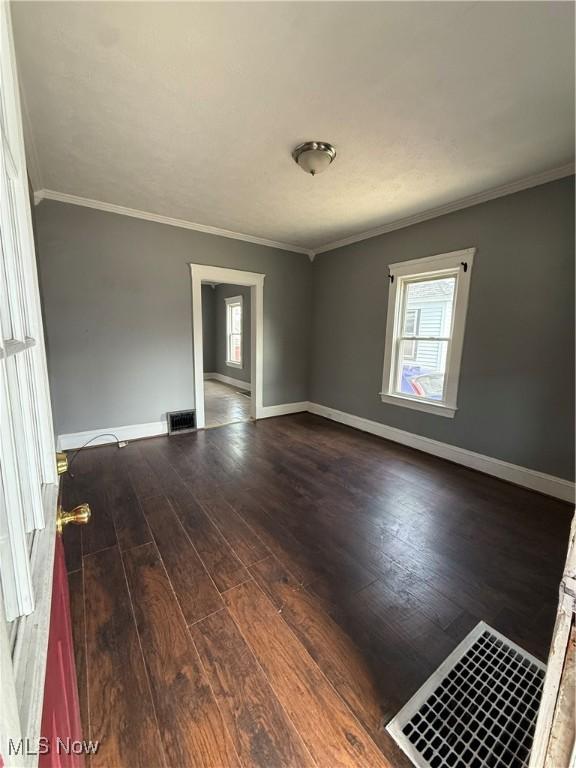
[387,622,545,768]
[167,409,196,434]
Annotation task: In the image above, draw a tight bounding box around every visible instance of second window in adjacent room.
[225,295,243,368]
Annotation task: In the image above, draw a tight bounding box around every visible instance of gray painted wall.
[311,177,575,481]
[35,200,312,435]
[201,285,216,372]
[34,178,574,482]
[214,283,251,384]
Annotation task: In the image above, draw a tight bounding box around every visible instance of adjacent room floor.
[61,414,573,768]
[204,379,251,428]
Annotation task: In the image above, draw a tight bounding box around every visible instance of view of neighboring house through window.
[397,277,455,398]
[381,249,475,418]
[226,296,243,368]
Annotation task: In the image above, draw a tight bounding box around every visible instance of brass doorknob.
[56,452,68,475]
[57,503,91,535]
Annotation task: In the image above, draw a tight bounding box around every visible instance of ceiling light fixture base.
[292,141,336,176]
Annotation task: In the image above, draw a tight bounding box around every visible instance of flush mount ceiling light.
[292,141,336,176]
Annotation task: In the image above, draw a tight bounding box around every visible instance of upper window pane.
[404,276,455,335]
[231,304,242,334]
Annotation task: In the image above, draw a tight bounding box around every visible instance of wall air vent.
[387,622,545,768]
[167,410,196,435]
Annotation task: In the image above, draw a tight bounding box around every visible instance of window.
[225,296,243,368]
[380,248,475,418]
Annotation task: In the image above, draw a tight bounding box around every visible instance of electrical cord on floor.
[66,433,126,477]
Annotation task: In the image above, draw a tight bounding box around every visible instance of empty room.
[201,281,253,428]
[0,2,574,768]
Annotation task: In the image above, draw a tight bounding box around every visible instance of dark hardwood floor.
[62,413,573,768]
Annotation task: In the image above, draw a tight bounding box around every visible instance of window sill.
[379,392,456,418]
[226,361,243,370]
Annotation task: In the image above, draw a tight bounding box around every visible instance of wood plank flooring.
[204,379,251,427]
[63,413,573,767]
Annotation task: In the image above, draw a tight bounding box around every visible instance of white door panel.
[0,0,58,761]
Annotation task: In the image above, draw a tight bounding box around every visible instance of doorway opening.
[202,283,251,427]
[190,264,265,429]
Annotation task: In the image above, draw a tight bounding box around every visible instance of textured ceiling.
[12,1,575,251]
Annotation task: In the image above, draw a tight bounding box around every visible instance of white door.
[0,0,59,763]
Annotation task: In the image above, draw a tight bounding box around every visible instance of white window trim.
[380,248,475,418]
[225,295,243,369]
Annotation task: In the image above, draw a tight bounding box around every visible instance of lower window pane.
[230,335,241,363]
[396,339,448,400]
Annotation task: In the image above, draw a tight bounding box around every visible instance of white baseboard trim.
[56,400,305,449]
[57,420,167,451]
[56,404,575,502]
[204,372,252,392]
[260,401,310,419]
[308,402,575,503]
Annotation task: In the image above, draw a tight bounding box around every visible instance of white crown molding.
[34,163,574,260]
[308,402,575,503]
[34,189,314,258]
[313,163,575,255]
